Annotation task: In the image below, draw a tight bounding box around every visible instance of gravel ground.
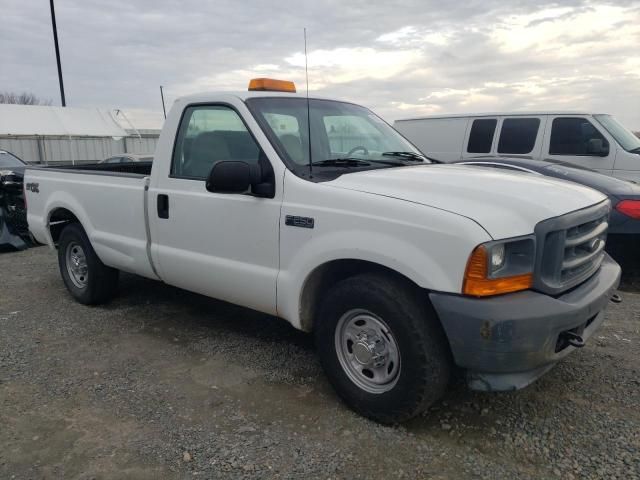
[1,246,639,479]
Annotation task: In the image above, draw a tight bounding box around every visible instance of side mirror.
[206,161,255,193]
[586,138,609,156]
[206,161,275,197]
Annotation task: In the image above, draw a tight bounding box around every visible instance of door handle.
[157,194,169,219]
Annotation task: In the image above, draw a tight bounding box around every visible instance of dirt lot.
[1,246,639,479]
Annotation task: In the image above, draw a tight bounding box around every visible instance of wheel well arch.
[298,259,425,332]
[48,207,81,245]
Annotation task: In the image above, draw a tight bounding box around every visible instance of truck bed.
[25,162,158,280]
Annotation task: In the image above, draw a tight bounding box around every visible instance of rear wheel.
[315,273,451,424]
[57,223,119,304]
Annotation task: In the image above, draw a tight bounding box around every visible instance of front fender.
[276,201,491,329]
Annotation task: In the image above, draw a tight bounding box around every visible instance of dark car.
[100,153,154,164]
[0,150,30,250]
[455,157,640,263]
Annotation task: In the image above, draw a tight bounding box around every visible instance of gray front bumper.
[429,254,621,391]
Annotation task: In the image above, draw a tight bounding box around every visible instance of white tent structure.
[0,105,159,164]
[0,104,128,137]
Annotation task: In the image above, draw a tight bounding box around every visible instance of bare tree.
[0,92,53,106]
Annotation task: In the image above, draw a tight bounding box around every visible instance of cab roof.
[177,90,334,104]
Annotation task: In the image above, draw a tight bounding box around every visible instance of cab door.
[542,116,615,174]
[148,103,282,315]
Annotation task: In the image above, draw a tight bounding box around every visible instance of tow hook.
[610,293,622,304]
[560,331,585,348]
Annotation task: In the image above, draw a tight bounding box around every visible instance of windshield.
[0,151,26,168]
[594,114,640,152]
[245,97,427,175]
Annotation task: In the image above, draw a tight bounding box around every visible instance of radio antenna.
[304,28,313,178]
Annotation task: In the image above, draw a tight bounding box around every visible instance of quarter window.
[497,118,540,154]
[467,119,497,153]
[549,117,609,156]
[171,105,262,179]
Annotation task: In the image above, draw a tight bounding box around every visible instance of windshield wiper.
[630,147,640,153]
[311,158,371,167]
[382,151,426,161]
[367,159,417,166]
[310,155,430,169]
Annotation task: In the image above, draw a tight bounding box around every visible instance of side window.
[497,118,540,154]
[549,117,609,156]
[323,115,384,155]
[171,105,261,179]
[467,119,497,153]
[105,157,122,163]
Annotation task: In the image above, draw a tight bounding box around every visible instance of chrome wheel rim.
[65,241,88,289]
[334,309,401,394]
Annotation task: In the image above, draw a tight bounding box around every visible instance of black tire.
[315,273,451,424]
[57,223,119,305]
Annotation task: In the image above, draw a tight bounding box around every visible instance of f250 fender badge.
[285,215,314,229]
[25,182,39,193]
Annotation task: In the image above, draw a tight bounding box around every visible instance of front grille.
[534,201,610,295]
[561,216,607,283]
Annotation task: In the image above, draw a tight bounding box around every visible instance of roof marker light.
[248,78,296,93]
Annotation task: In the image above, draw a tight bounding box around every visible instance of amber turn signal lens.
[463,245,533,297]
[248,78,297,93]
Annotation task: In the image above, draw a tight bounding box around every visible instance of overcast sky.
[2,0,639,129]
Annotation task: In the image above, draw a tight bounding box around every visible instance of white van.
[394,112,640,182]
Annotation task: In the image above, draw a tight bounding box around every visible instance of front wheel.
[57,223,119,305]
[315,273,451,423]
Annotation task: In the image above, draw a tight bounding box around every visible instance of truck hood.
[327,164,607,239]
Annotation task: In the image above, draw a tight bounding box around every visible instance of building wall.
[0,135,159,164]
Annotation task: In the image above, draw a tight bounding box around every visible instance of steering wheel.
[345,146,369,157]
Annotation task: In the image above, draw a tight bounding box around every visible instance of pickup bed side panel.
[25,169,158,280]
[277,171,492,330]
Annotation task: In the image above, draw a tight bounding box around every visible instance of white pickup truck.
[25,79,621,423]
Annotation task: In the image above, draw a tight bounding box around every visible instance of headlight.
[490,243,505,271]
[463,236,535,297]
